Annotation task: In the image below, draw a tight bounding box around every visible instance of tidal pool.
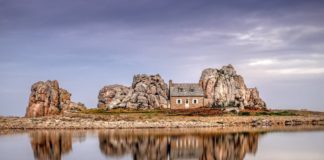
[0,128,323,160]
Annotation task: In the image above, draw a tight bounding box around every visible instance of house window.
[176,99,182,104]
[190,88,194,92]
[192,99,198,104]
[178,87,184,92]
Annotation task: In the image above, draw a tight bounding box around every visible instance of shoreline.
[1,125,324,136]
[1,112,324,130]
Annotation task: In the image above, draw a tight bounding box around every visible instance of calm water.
[0,129,324,160]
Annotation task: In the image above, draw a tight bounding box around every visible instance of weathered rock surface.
[59,88,86,113]
[98,74,169,109]
[199,64,266,110]
[98,85,130,109]
[25,80,86,117]
[25,80,61,117]
[128,74,169,109]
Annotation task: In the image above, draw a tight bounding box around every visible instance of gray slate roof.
[170,83,204,97]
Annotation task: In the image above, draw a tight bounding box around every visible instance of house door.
[185,98,190,109]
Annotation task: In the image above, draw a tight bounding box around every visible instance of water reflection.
[28,130,260,160]
[30,131,72,160]
[29,130,86,160]
[98,131,260,160]
[99,133,169,159]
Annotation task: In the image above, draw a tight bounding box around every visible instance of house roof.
[170,83,204,97]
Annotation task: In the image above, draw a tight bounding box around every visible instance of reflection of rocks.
[29,131,72,160]
[29,131,87,160]
[99,133,168,159]
[201,133,258,160]
[25,80,86,117]
[98,131,260,160]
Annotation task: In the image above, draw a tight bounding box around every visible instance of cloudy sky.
[1,0,324,116]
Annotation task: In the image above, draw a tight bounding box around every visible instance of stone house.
[169,80,205,109]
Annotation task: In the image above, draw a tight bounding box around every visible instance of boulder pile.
[199,64,266,110]
[98,85,130,109]
[98,74,169,109]
[25,80,86,117]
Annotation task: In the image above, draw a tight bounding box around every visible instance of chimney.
[168,80,173,99]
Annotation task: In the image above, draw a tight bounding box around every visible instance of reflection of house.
[98,131,260,160]
[170,136,203,160]
[169,80,205,109]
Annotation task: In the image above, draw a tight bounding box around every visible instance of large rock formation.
[128,74,169,109]
[98,74,169,109]
[25,80,86,117]
[98,85,130,109]
[199,64,266,110]
[98,65,265,110]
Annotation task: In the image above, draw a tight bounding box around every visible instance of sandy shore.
[1,112,324,129]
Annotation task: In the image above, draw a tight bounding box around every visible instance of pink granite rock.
[199,64,266,110]
[25,80,86,117]
[98,74,169,109]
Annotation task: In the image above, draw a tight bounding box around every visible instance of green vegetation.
[237,110,297,116]
[81,108,164,115]
[81,108,300,117]
[81,108,108,114]
[80,108,223,117]
[238,112,251,116]
[255,110,297,116]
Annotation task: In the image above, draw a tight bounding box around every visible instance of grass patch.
[81,108,108,114]
[81,108,165,115]
[271,111,296,116]
[80,108,297,117]
[238,112,251,116]
[256,110,296,116]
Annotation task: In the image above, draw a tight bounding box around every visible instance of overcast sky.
[1,0,324,116]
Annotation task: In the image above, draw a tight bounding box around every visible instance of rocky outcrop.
[25,80,86,117]
[98,85,130,109]
[128,74,169,109]
[199,64,266,110]
[25,80,61,117]
[98,74,169,109]
[59,88,86,113]
[59,88,71,111]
